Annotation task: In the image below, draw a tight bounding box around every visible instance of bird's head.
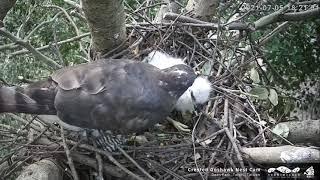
[159,64,196,99]
[145,51,212,110]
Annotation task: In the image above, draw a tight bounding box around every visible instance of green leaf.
[284,98,295,115]
[250,68,260,83]
[272,123,289,140]
[249,87,269,100]
[53,0,63,5]
[268,89,279,106]
[200,61,212,76]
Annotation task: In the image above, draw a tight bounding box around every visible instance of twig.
[63,140,145,180]
[164,12,211,24]
[64,0,82,11]
[147,159,188,180]
[92,140,104,180]
[118,147,156,180]
[3,156,32,179]
[224,128,246,176]
[11,33,90,56]
[246,99,266,146]
[191,114,205,180]
[259,21,290,46]
[26,12,63,40]
[223,98,229,128]
[60,125,79,180]
[45,5,87,55]
[70,153,124,178]
[0,28,62,69]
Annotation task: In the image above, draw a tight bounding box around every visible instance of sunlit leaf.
[250,87,269,100]
[250,68,260,83]
[269,89,279,106]
[272,123,290,141]
[284,98,295,115]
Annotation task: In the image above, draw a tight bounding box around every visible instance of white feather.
[145,51,185,69]
[145,51,212,113]
[175,89,194,113]
[190,76,212,104]
[175,77,212,113]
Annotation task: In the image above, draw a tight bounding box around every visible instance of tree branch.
[10,33,90,56]
[281,7,320,21]
[0,28,62,69]
[185,0,219,21]
[259,21,290,46]
[64,0,82,11]
[255,6,320,29]
[46,5,87,55]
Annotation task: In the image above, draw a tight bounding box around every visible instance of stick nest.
[1,7,273,180]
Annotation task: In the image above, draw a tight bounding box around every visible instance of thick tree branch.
[186,0,219,21]
[281,7,320,21]
[255,7,320,29]
[243,146,320,164]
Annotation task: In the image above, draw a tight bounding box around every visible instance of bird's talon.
[167,117,191,132]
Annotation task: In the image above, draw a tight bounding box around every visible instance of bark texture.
[154,0,180,23]
[277,120,320,145]
[81,0,126,56]
[243,146,320,164]
[186,0,219,21]
[16,159,62,180]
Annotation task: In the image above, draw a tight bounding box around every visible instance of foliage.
[0,0,319,179]
[0,0,88,84]
[265,21,320,87]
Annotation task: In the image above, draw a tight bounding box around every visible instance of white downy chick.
[144,50,185,69]
[175,76,212,113]
[145,51,212,113]
[189,76,212,104]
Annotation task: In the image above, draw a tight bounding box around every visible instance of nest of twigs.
[0,6,271,180]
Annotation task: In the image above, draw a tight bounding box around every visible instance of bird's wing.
[52,59,173,132]
[51,59,131,94]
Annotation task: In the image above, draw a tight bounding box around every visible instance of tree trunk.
[186,0,219,22]
[81,0,126,57]
[0,0,17,27]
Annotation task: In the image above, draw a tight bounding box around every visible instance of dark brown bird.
[0,58,196,134]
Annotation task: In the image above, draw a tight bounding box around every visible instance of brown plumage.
[0,58,196,134]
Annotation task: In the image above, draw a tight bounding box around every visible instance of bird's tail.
[0,79,57,115]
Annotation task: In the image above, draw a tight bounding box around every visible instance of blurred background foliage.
[0,0,319,89]
[265,21,320,87]
[0,0,88,84]
[0,0,319,125]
